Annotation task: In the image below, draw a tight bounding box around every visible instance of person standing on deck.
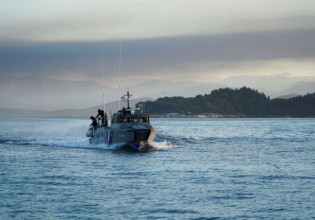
[90,116,97,129]
[96,109,107,127]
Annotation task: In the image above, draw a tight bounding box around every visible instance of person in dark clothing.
[96,109,108,127]
[122,107,126,115]
[90,116,97,130]
[96,109,104,118]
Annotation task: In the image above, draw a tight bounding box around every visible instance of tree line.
[138,87,315,117]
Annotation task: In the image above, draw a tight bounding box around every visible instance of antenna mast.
[102,48,106,113]
[118,43,122,110]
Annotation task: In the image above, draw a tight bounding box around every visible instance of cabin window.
[111,116,146,123]
[113,117,128,123]
[131,117,139,123]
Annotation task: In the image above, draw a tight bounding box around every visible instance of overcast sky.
[1,0,315,41]
[1,0,315,109]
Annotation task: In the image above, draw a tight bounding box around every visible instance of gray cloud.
[2,1,315,110]
[1,29,315,82]
[2,0,315,41]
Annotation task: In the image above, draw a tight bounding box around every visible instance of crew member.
[90,116,97,130]
[122,107,126,115]
[96,109,105,127]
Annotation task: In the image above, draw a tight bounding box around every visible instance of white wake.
[148,141,180,150]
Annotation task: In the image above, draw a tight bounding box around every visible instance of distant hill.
[2,87,315,118]
[0,98,152,118]
[275,93,300,99]
[278,82,315,96]
[141,87,315,117]
[127,79,226,98]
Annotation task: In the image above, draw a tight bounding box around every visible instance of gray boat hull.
[89,127,156,151]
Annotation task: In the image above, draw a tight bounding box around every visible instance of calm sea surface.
[0,118,314,219]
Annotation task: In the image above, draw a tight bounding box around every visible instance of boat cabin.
[111,108,150,124]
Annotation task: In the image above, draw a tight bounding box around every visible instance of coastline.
[150,113,315,118]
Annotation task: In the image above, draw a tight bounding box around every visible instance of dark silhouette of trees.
[139,87,315,117]
[270,93,315,117]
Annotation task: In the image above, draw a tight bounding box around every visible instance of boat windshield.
[111,115,149,124]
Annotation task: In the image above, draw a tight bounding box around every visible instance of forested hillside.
[140,87,315,117]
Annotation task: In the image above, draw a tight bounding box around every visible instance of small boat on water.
[86,91,157,151]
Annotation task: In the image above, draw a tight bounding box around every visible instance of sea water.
[0,118,314,219]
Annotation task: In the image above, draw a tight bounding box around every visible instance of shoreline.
[150,113,315,118]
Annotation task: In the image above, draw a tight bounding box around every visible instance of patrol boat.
[86,91,157,151]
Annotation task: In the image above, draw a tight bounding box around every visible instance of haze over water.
[1,118,314,219]
[1,1,315,110]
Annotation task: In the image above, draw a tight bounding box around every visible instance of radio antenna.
[118,43,122,110]
[102,47,106,113]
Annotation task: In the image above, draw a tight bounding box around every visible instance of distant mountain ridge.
[279,82,315,97]
[1,73,315,110]
[275,93,300,99]
[1,86,315,118]
[0,98,152,118]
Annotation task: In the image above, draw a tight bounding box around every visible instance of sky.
[1,0,315,110]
